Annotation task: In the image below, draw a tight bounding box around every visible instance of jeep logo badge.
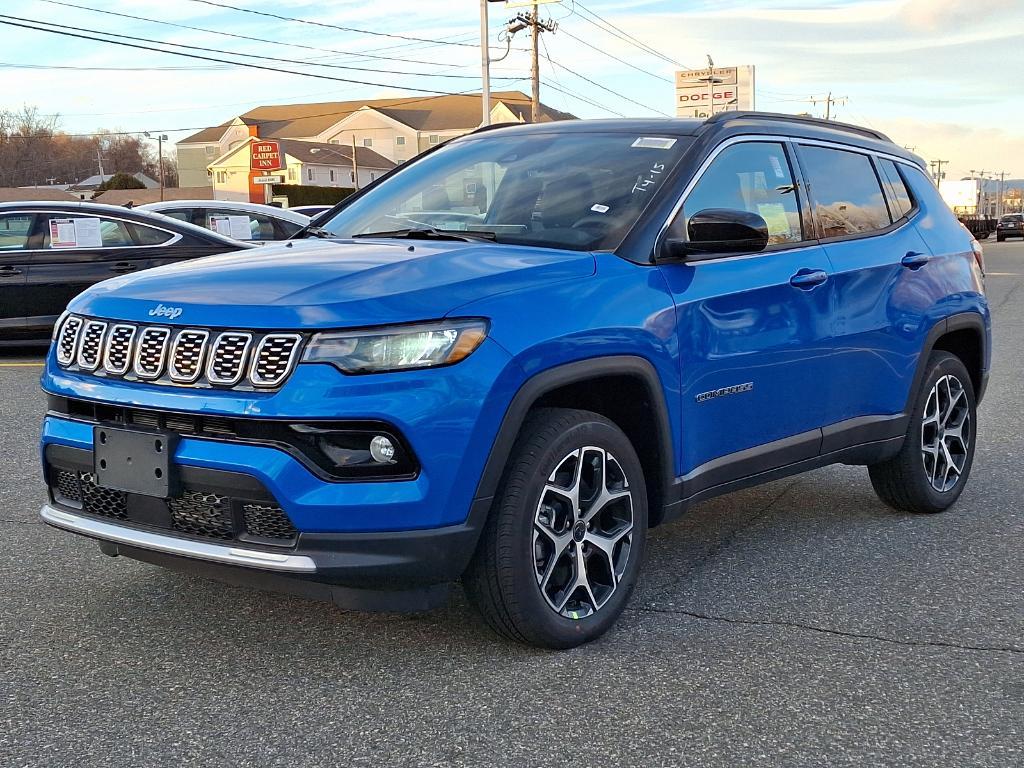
[148,304,183,320]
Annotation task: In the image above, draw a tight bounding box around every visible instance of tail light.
[971,239,985,274]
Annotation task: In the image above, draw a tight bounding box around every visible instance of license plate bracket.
[94,425,178,498]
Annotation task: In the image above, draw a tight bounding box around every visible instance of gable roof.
[207,137,395,170]
[92,186,216,206]
[0,187,80,202]
[178,91,575,145]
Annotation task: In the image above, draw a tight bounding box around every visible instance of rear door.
[0,212,34,338]
[795,143,933,441]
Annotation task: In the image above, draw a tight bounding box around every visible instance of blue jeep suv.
[40,113,990,648]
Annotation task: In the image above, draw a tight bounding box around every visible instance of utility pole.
[145,132,169,201]
[994,171,1011,218]
[810,92,847,120]
[351,134,359,190]
[512,4,557,123]
[95,146,105,178]
[931,159,948,185]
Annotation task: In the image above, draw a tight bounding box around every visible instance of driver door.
[657,139,836,489]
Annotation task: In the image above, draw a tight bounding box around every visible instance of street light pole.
[144,132,168,201]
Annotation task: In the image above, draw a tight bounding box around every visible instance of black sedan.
[0,201,250,344]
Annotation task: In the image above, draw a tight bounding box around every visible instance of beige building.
[206,138,394,203]
[177,91,575,189]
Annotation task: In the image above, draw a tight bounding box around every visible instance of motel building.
[206,137,395,203]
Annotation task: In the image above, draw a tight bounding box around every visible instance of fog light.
[369,435,396,464]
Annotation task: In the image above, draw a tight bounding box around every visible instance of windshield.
[317,131,692,251]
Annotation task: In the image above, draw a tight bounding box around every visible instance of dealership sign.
[675,65,755,119]
[251,140,284,172]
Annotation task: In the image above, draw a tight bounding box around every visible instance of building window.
[362,138,372,147]
[215,171,226,183]
[330,139,340,145]
[428,134,439,145]
[288,167,297,182]
[205,145,217,157]
[396,136,406,146]
[307,168,315,182]
[350,171,355,183]
[329,169,335,182]
[370,173,376,181]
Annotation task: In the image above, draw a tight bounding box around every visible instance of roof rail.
[704,111,892,143]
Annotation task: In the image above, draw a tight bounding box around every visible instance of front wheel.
[464,408,647,648]
[869,351,977,513]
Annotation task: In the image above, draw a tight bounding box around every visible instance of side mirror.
[661,208,770,260]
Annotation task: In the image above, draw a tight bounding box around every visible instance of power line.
[543,52,671,116]
[572,1,689,69]
[0,61,231,71]
[185,0,498,50]
[557,25,673,84]
[0,14,487,82]
[543,81,627,118]
[0,83,529,140]
[37,0,464,69]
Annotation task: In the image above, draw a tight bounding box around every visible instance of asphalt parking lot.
[2,243,1022,768]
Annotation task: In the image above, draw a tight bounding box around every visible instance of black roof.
[463,112,924,167]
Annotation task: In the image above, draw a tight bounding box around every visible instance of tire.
[997,235,1005,242]
[869,351,977,513]
[463,407,648,649]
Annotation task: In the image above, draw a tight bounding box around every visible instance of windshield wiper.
[301,226,336,239]
[352,227,497,243]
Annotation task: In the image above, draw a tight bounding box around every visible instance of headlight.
[302,319,489,374]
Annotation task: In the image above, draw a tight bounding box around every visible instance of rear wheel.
[869,351,976,513]
[464,408,647,648]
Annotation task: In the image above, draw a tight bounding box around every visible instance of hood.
[69,238,596,328]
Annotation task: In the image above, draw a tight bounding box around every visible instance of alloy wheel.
[921,374,971,493]
[533,446,634,619]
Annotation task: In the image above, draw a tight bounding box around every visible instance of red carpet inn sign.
[675,66,755,119]
[251,140,284,202]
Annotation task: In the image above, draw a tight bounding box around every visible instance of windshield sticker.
[49,217,102,248]
[632,162,667,195]
[769,155,786,179]
[590,204,610,214]
[632,137,677,150]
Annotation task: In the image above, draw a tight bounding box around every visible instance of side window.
[127,223,174,246]
[157,208,192,224]
[0,213,34,251]
[877,159,914,219]
[680,141,803,246]
[40,216,133,248]
[800,145,891,237]
[204,210,277,241]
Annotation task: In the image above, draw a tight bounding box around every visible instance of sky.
[1,0,1022,182]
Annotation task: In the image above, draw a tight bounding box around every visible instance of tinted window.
[203,209,279,241]
[156,208,193,223]
[800,146,891,237]
[877,159,913,219]
[0,213,34,250]
[127,223,174,245]
[680,141,803,246]
[40,216,134,248]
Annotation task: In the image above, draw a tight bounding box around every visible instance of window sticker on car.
[209,215,252,240]
[768,155,786,179]
[48,217,103,248]
[632,137,677,150]
[590,204,610,214]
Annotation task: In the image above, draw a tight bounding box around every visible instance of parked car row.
[0,201,252,344]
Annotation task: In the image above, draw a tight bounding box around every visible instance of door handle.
[901,251,931,269]
[109,262,138,273]
[0,265,22,277]
[789,269,828,289]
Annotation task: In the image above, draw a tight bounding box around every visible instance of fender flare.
[906,311,989,411]
[470,355,676,516]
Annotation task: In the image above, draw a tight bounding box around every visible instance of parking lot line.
[0,363,44,367]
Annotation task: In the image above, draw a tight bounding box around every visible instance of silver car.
[139,200,310,242]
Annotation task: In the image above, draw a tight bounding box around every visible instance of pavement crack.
[994,277,1023,310]
[633,604,1024,655]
